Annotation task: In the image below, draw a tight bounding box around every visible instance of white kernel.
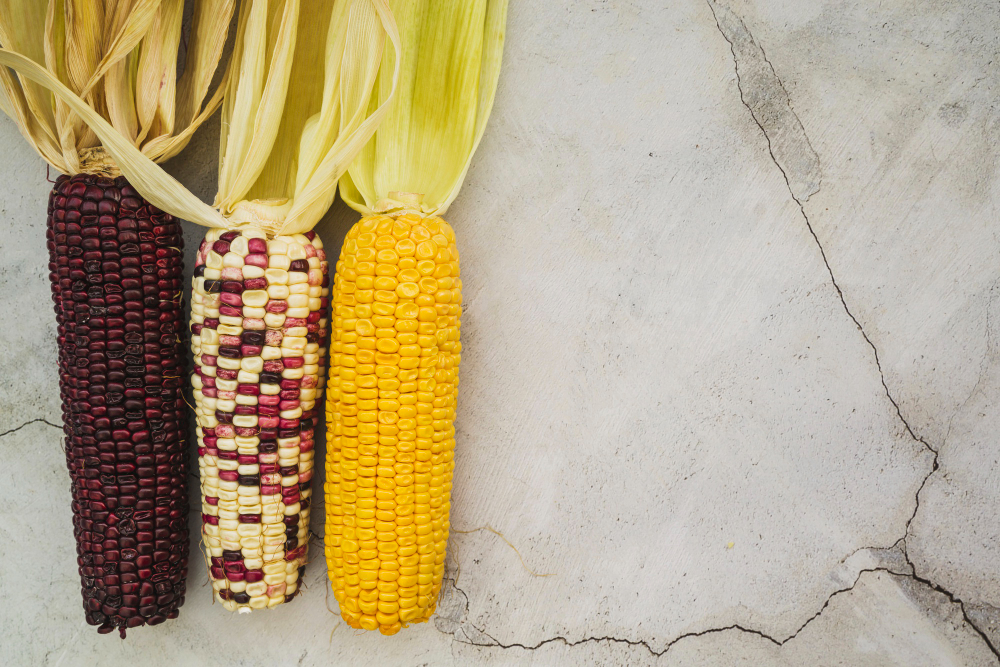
[286,307,310,318]
[243,306,266,318]
[264,313,286,328]
[206,252,223,269]
[223,253,244,268]
[268,239,288,256]
[269,255,291,270]
[237,464,260,475]
[287,294,308,308]
[218,321,243,334]
[238,524,262,537]
[242,265,265,279]
[241,290,267,307]
[237,370,259,383]
[267,284,290,299]
[230,236,250,256]
[246,582,267,597]
[233,414,258,427]
[216,378,237,391]
[240,356,264,373]
[261,345,282,360]
[265,268,288,285]
[203,267,222,280]
[228,579,247,593]
[263,572,286,585]
[262,523,285,537]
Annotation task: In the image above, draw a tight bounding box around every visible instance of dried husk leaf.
[340,0,508,217]
[0,0,236,175]
[0,0,399,238]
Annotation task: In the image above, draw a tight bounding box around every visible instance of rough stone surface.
[1,0,998,665]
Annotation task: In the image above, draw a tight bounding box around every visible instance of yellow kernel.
[377,249,399,264]
[396,282,420,299]
[375,276,398,291]
[416,260,436,276]
[415,241,438,260]
[398,268,420,282]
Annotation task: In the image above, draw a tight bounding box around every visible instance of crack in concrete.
[432,3,1000,661]
[705,0,998,661]
[0,417,61,439]
[419,4,1000,660]
[445,568,999,660]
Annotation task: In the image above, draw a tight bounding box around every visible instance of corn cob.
[325,212,461,634]
[46,173,188,637]
[190,228,330,611]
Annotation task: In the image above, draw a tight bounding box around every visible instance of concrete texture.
[1,0,998,665]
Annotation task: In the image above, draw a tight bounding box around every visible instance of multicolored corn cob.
[189,228,330,611]
[325,212,461,635]
[46,173,189,637]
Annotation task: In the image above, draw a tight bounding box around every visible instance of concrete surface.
[1,0,998,665]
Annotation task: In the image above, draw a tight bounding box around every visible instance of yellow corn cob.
[325,212,461,634]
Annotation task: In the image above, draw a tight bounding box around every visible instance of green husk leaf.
[340,0,508,217]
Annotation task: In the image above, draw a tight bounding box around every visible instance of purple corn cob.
[45,173,189,637]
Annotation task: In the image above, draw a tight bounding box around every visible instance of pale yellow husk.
[340,0,508,218]
[0,0,401,237]
[0,0,235,176]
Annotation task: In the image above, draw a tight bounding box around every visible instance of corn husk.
[340,0,508,218]
[0,0,401,237]
[0,0,235,176]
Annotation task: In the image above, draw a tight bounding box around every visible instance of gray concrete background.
[2,0,999,665]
